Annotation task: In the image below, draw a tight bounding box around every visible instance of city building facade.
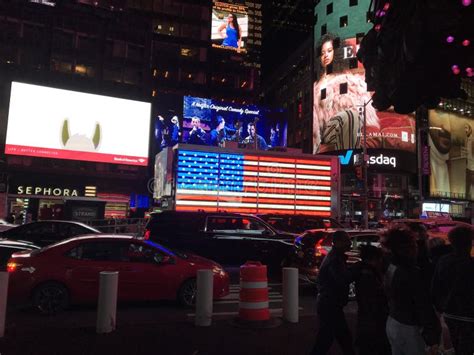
[0,0,262,222]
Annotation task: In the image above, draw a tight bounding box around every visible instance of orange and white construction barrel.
[238,261,270,321]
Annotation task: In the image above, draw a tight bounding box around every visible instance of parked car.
[0,239,40,271]
[0,219,16,232]
[7,235,229,314]
[258,214,343,234]
[143,211,297,267]
[287,229,380,284]
[0,220,101,247]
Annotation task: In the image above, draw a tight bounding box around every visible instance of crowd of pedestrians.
[310,225,474,355]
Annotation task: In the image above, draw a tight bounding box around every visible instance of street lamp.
[358,99,373,230]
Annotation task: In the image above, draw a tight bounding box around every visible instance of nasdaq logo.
[338,150,353,165]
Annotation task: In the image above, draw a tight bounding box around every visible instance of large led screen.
[180,96,287,150]
[313,36,416,154]
[428,109,474,200]
[5,82,151,166]
[211,1,248,53]
[174,149,334,216]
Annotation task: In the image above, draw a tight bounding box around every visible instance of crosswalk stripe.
[215,299,283,305]
[187,307,303,318]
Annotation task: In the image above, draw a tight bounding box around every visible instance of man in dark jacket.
[353,245,390,355]
[432,225,474,355]
[311,231,355,355]
[383,227,441,355]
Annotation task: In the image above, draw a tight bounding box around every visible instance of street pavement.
[1,279,353,355]
[0,267,452,355]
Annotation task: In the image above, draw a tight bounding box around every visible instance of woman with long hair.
[218,13,241,50]
[313,34,380,153]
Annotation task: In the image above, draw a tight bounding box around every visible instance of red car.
[7,235,229,314]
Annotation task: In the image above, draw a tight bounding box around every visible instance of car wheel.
[178,278,197,307]
[32,282,70,315]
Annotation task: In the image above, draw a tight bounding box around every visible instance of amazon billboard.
[5,82,151,166]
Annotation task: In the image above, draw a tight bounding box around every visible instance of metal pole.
[417,125,424,217]
[0,272,8,338]
[195,269,213,327]
[363,103,369,230]
[96,271,118,334]
[282,268,299,323]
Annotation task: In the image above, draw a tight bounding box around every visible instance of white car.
[0,219,16,232]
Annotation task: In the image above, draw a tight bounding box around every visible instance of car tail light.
[315,240,323,257]
[144,229,151,240]
[7,262,22,273]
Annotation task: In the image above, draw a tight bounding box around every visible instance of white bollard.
[195,269,213,327]
[96,271,118,334]
[283,267,299,323]
[0,272,9,338]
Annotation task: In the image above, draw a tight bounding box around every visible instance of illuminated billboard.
[5,82,151,166]
[211,1,248,53]
[313,36,416,154]
[428,109,474,200]
[174,149,335,216]
[179,96,287,150]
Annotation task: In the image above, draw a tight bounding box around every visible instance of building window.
[326,3,333,15]
[350,0,358,6]
[74,63,95,77]
[340,16,348,27]
[321,24,327,36]
[180,47,198,58]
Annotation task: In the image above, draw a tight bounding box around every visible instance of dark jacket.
[187,128,207,145]
[316,249,352,308]
[431,253,474,319]
[353,261,389,349]
[384,258,441,346]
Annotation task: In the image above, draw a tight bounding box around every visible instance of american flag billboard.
[174,148,336,216]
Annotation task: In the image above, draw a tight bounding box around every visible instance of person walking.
[432,225,474,355]
[353,245,390,355]
[383,227,441,355]
[311,231,355,355]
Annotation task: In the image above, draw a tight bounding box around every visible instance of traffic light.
[355,166,363,181]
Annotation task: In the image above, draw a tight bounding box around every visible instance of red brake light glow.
[315,240,323,257]
[144,230,151,240]
[7,262,21,273]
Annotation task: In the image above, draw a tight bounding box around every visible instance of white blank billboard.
[5,82,151,166]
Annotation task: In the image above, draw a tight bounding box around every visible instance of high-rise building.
[262,0,315,79]
[0,0,262,221]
